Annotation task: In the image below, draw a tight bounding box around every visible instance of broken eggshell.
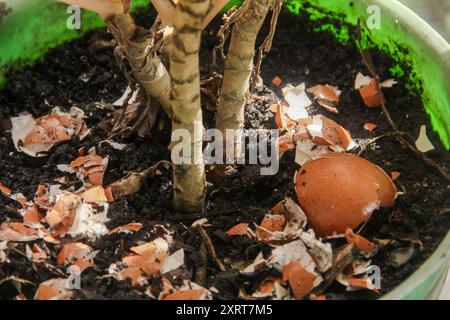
[295,153,397,237]
[10,107,89,157]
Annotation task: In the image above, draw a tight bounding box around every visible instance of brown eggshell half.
[295,153,397,237]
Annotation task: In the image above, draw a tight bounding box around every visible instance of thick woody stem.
[170,0,210,212]
[215,0,272,157]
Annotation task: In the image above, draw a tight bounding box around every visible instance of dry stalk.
[108,160,172,200]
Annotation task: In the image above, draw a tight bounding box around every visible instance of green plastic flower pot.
[0,0,448,299]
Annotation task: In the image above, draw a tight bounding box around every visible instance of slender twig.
[194,241,208,286]
[195,225,227,272]
[171,208,240,221]
[356,20,450,181]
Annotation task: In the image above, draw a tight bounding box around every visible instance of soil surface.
[0,8,449,300]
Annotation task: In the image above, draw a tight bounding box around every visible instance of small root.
[195,225,227,272]
[194,241,208,286]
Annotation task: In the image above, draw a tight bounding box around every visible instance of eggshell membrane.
[295,153,397,236]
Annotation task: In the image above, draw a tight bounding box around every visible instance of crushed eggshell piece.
[281,83,311,121]
[307,84,340,102]
[363,123,378,132]
[337,274,379,292]
[130,238,169,260]
[299,229,333,273]
[242,252,267,274]
[294,140,330,166]
[345,229,376,251]
[297,115,355,151]
[283,260,318,300]
[355,73,397,108]
[278,115,356,165]
[277,131,296,154]
[269,240,317,273]
[46,193,109,239]
[0,182,12,196]
[70,152,108,186]
[79,186,109,203]
[307,84,341,114]
[114,238,170,287]
[26,244,48,262]
[272,197,307,233]
[163,289,207,300]
[10,107,89,157]
[272,76,282,87]
[259,215,286,233]
[109,223,143,235]
[0,222,44,242]
[415,125,435,153]
[253,276,282,297]
[391,171,401,181]
[359,80,382,108]
[0,241,8,263]
[161,249,185,274]
[346,278,379,291]
[22,204,44,226]
[162,281,211,300]
[226,223,250,237]
[34,278,72,300]
[380,79,398,88]
[57,242,95,272]
[354,72,373,90]
[46,194,80,231]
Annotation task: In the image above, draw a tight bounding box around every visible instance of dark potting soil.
[0,8,449,300]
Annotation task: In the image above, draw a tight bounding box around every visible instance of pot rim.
[367,0,450,300]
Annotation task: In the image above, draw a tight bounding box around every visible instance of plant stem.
[215,0,272,158]
[170,0,210,212]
